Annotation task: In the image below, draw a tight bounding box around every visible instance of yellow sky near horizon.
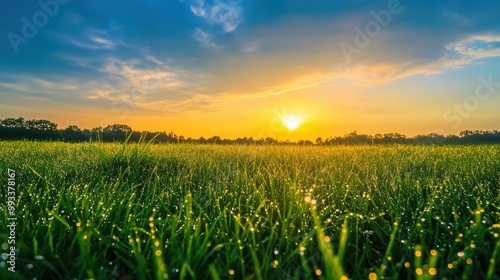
[2,70,499,141]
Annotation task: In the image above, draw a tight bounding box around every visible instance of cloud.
[188,0,243,32]
[89,55,233,113]
[446,35,500,61]
[193,28,220,50]
[242,42,260,52]
[351,34,500,81]
[0,75,79,96]
[137,93,225,113]
[89,35,116,49]
[57,28,127,50]
[0,54,211,114]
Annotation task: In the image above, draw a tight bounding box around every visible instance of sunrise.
[1,1,499,279]
[1,0,499,140]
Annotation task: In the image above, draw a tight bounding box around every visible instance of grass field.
[0,141,499,279]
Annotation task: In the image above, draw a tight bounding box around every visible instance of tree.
[66,125,81,132]
[104,124,132,133]
[1,117,25,128]
[102,124,133,142]
[63,125,86,141]
[208,136,221,144]
[92,126,104,133]
[459,130,474,137]
[25,119,58,131]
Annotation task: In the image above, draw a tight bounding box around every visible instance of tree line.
[1,117,500,145]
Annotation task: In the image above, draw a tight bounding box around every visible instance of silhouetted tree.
[1,117,25,128]
[25,119,58,131]
[1,116,500,145]
[63,125,86,141]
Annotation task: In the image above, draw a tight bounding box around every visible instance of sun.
[283,116,301,131]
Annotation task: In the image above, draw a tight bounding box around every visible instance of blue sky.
[1,0,499,138]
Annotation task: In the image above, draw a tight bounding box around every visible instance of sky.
[1,0,500,140]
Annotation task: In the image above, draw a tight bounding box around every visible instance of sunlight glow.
[283,116,301,131]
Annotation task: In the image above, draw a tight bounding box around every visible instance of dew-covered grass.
[0,141,499,279]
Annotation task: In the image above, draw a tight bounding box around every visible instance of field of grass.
[0,141,499,279]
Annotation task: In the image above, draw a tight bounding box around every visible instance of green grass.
[0,141,499,279]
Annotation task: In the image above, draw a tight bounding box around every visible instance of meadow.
[0,141,499,279]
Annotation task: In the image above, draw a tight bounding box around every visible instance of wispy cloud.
[58,28,127,50]
[188,0,243,32]
[193,28,220,50]
[0,75,79,96]
[242,42,260,53]
[371,35,500,80]
[446,35,500,61]
[0,54,208,114]
[137,93,225,113]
